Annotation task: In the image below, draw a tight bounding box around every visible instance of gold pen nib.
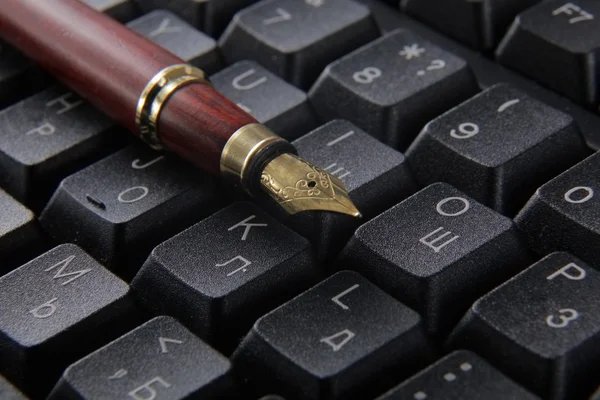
[260,153,362,217]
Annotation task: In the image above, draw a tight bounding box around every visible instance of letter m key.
[45,255,91,286]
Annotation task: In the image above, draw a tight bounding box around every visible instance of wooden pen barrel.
[0,0,256,174]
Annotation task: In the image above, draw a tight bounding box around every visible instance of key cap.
[82,0,139,21]
[40,144,221,278]
[339,183,531,337]
[0,376,28,400]
[0,189,44,276]
[233,271,432,400]
[515,151,600,268]
[219,0,379,89]
[406,83,589,216]
[309,29,478,149]
[377,350,540,400]
[266,119,416,261]
[132,202,318,350]
[496,0,600,109]
[0,244,139,399]
[401,0,540,50]
[136,0,257,37]
[127,10,221,73]
[48,316,234,400]
[211,61,317,141]
[0,86,123,210]
[0,43,46,109]
[448,252,600,400]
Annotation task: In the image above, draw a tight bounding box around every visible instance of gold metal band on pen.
[135,64,207,150]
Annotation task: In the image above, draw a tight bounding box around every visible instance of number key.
[309,29,478,149]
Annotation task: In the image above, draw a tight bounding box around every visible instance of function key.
[406,83,589,215]
[49,316,234,399]
[496,0,600,109]
[378,350,540,400]
[309,29,478,149]
[219,0,380,89]
[233,271,431,400]
[211,61,317,141]
[448,252,600,399]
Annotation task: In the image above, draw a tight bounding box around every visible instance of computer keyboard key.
[339,183,531,336]
[127,10,221,73]
[309,29,478,149]
[40,144,221,278]
[377,350,540,400]
[211,61,317,141]
[0,189,44,276]
[496,0,600,108]
[401,0,540,50]
[0,244,139,398]
[135,0,256,37]
[132,202,318,350]
[515,151,600,268]
[448,252,600,400]
[233,271,431,400]
[219,0,379,89]
[406,83,589,216]
[0,376,28,400]
[0,43,46,109]
[83,0,140,21]
[0,86,123,209]
[269,119,416,261]
[49,316,234,400]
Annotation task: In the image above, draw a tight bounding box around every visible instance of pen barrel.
[0,0,256,174]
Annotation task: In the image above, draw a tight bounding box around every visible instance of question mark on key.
[417,59,446,76]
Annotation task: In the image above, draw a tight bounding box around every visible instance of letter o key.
[118,186,149,203]
[564,186,594,204]
[436,197,470,217]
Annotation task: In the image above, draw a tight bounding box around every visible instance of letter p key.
[547,262,587,281]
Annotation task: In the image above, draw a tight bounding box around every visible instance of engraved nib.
[260,153,362,217]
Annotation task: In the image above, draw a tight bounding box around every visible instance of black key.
[496,0,600,108]
[233,271,432,400]
[219,0,379,89]
[127,10,221,73]
[377,350,540,400]
[266,119,416,261]
[136,0,257,37]
[401,0,540,50]
[0,86,124,210]
[0,244,139,398]
[515,151,600,269]
[448,252,600,400]
[49,316,234,400]
[132,202,318,350]
[40,144,221,278]
[0,189,44,276]
[0,376,28,400]
[211,61,317,141]
[406,83,589,216]
[82,0,139,21]
[339,183,531,337]
[309,29,478,149]
[0,43,46,109]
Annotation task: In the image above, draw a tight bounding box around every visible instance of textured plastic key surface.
[233,271,431,400]
[401,0,540,50]
[127,10,221,73]
[132,202,318,350]
[515,151,600,269]
[0,86,122,208]
[448,252,600,400]
[377,350,540,400]
[49,316,234,399]
[0,244,139,399]
[82,0,140,21]
[339,183,531,336]
[211,61,317,141]
[406,83,589,215]
[0,376,28,400]
[40,143,221,277]
[309,28,478,149]
[219,0,380,89]
[496,0,600,108]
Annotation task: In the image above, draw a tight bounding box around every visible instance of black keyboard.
[1,0,600,399]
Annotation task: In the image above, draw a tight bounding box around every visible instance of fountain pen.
[0,0,361,217]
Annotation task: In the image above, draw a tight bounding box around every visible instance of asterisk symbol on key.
[399,44,426,60]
